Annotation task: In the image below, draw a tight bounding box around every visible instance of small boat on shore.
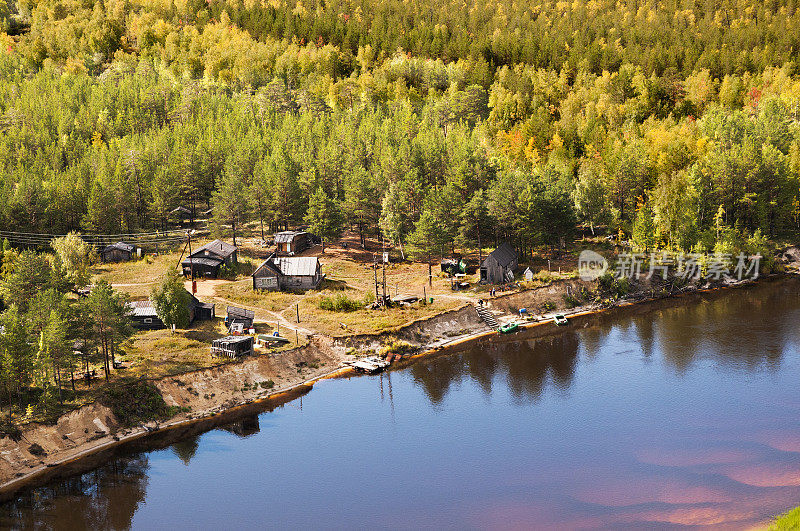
[553,314,569,326]
[498,322,519,334]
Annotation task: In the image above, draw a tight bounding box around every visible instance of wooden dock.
[346,357,391,374]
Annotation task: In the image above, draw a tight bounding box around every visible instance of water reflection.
[219,415,261,438]
[0,455,149,530]
[409,333,579,404]
[409,279,800,407]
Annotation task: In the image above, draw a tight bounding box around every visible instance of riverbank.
[0,271,797,502]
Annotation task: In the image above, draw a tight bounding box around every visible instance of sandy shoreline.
[0,273,790,502]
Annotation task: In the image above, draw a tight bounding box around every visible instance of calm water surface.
[3,279,800,529]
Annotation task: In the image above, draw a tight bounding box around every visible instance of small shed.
[101,242,140,263]
[481,242,519,284]
[170,206,193,225]
[252,255,323,291]
[274,231,311,256]
[192,296,216,321]
[182,239,238,278]
[523,267,534,281]
[211,336,254,358]
[225,306,255,329]
[129,301,164,329]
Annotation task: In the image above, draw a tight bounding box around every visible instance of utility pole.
[187,229,195,294]
[373,254,380,306]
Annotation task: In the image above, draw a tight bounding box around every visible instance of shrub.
[318,293,362,312]
[563,294,580,308]
[540,301,556,312]
[0,414,21,441]
[381,340,414,356]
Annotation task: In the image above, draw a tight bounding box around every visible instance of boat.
[498,322,519,334]
[553,314,569,326]
[256,333,291,346]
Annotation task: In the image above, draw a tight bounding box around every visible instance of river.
[3,279,800,529]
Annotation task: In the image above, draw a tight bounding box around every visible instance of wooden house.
[101,242,140,263]
[274,231,311,256]
[225,306,255,330]
[182,239,238,278]
[211,336,253,358]
[129,296,215,330]
[481,242,519,284]
[252,255,323,291]
[170,206,193,226]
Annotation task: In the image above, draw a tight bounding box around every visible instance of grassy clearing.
[293,294,462,336]
[117,319,234,378]
[215,279,305,312]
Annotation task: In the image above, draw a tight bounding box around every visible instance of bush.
[540,300,556,312]
[101,378,170,428]
[381,340,414,356]
[0,414,21,441]
[563,294,580,308]
[318,293,362,312]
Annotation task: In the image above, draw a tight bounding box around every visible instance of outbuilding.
[211,336,253,358]
[274,231,311,256]
[225,306,255,330]
[481,242,519,284]
[182,239,238,278]
[101,242,141,263]
[252,255,323,291]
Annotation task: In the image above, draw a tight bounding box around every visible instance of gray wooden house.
[182,239,238,278]
[101,242,140,263]
[481,242,519,284]
[252,255,322,291]
[274,231,311,256]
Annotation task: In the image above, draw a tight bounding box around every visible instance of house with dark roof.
[101,242,141,263]
[274,231,311,256]
[481,242,519,284]
[182,239,238,278]
[170,205,193,226]
[129,296,215,330]
[252,255,323,291]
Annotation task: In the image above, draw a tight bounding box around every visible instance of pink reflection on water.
[636,446,752,467]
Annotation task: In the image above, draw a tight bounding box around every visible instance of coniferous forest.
[0,0,796,258]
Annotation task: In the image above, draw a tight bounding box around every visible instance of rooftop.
[189,239,237,259]
[485,242,517,267]
[226,306,255,320]
[274,231,307,244]
[103,241,136,253]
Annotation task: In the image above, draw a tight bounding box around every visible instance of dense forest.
[0,0,798,420]
[0,0,799,258]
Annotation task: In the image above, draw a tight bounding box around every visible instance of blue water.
[4,279,800,529]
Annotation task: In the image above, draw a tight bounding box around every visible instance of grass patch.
[100,377,171,428]
[318,293,363,312]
